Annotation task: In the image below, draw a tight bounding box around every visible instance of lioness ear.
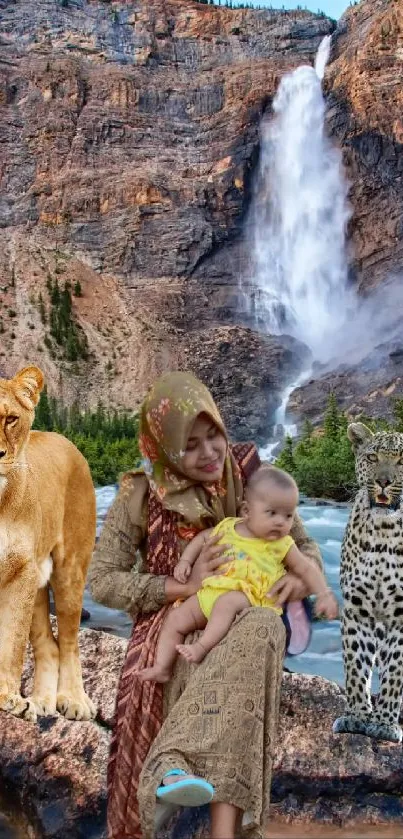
[13,366,44,409]
[347,422,373,452]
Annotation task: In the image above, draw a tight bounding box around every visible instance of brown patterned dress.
[89,446,321,839]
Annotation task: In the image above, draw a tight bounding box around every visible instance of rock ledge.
[0,628,402,838]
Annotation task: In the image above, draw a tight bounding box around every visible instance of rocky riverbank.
[1,624,402,839]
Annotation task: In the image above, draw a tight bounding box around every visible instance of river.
[87,487,347,685]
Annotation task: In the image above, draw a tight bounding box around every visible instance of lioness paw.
[85,694,97,718]
[57,691,96,721]
[0,692,37,723]
[30,694,57,717]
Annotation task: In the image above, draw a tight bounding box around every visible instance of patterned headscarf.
[138,371,245,527]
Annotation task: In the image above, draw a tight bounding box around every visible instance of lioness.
[0,366,96,722]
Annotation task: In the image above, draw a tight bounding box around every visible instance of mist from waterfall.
[250,36,353,363]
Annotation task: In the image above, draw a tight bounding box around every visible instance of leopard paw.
[333,714,402,743]
[333,714,370,736]
[366,721,402,743]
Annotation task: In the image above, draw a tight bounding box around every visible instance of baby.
[139,466,338,683]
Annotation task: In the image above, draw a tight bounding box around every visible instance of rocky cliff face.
[290,0,403,425]
[0,0,331,438]
[326,0,403,292]
[288,339,403,428]
[1,0,401,436]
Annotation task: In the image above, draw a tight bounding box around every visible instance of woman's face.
[182,413,227,484]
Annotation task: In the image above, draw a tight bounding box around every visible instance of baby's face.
[245,483,298,540]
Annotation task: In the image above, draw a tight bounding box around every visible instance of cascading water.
[259,367,312,462]
[246,35,353,459]
[251,35,352,362]
[315,32,331,80]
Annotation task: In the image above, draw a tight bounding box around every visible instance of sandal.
[156,769,214,807]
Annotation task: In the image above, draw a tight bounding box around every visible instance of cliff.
[1,0,402,434]
[326,0,403,291]
[0,0,330,439]
[291,0,403,425]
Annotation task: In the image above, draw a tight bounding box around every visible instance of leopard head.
[348,422,403,512]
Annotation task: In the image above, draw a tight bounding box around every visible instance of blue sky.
[255,1,349,18]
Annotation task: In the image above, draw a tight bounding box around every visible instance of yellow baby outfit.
[197,517,294,619]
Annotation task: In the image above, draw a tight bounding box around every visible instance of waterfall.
[245,35,353,459]
[250,35,352,363]
[259,367,312,462]
[314,33,331,80]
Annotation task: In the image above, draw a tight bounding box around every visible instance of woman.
[89,372,322,839]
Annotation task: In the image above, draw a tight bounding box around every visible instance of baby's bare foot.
[176,641,208,664]
[137,665,171,683]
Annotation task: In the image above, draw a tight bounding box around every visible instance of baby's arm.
[174,528,214,583]
[284,544,338,620]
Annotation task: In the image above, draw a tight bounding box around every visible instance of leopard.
[333,422,403,743]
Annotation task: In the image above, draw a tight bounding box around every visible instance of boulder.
[0,627,127,839]
[0,626,402,837]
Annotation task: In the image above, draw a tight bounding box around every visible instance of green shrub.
[275,394,402,501]
[33,389,141,487]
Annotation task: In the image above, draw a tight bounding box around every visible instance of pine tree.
[323,393,340,440]
[39,292,47,325]
[302,419,314,441]
[66,331,78,361]
[392,398,403,432]
[68,401,81,432]
[51,278,60,307]
[34,387,52,430]
[50,308,61,344]
[60,281,72,332]
[276,435,296,474]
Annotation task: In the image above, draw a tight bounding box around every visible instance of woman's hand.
[267,572,308,607]
[185,533,231,596]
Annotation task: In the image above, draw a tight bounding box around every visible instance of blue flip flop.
[156,769,215,807]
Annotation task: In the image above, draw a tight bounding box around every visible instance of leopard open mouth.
[370,491,399,511]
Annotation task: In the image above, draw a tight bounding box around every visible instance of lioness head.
[0,366,44,474]
[348,422,403,511]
